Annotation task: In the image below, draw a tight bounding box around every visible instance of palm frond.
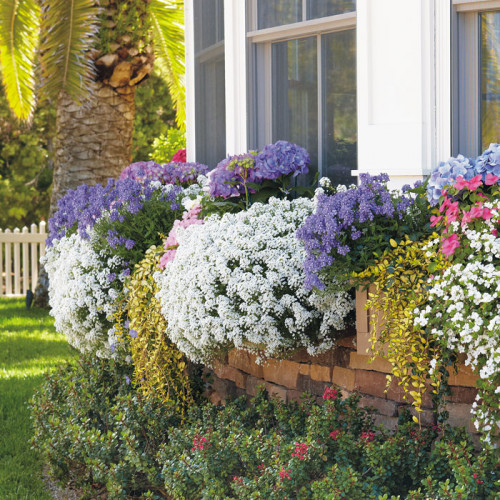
[39,0,99,104]
[0,0,40,121]
[150,0,185,129]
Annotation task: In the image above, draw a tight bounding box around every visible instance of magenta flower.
[441,233,460,257]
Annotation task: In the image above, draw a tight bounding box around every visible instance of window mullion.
[317,34,323,178]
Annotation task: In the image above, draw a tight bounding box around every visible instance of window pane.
[258,0,302,29]
[195,0,224,52]
[307,0,356,19]
[322,30,357,185]
[481,12,500,150]
[272,37,318,183]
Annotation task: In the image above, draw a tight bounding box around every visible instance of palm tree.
[0,0,185,209]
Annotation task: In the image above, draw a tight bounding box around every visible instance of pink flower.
[454,176,468,190]
[329,429,341,440]
[482,207,493,220]
[441,233,460,257]
[291,442,308,460]
[191,434,207,450]
[468,174,483,191]
[323,386,338,400]
[485,173,500,185]
[172,148,187,162]
[279,467,291,481]
[492,229,498,237]
[430,215,443,227]
[360,431,375,442]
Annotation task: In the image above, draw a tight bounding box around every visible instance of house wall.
[184,0,458,187]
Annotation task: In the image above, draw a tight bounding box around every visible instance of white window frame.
[246,5,356,178]
[452,0,500,157]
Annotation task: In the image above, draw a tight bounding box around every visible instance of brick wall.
[205,288,480,439]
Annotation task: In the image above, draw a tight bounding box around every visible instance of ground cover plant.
[0,298,76,500]
[31,355,500,499]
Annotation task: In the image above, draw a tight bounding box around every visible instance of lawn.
[0,298,75,499]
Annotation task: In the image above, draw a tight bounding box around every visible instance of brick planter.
[205,290,480,439]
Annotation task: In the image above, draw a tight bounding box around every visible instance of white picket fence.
[0,221,46,297]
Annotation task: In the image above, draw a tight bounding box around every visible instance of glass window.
[322,30,357,185]
[194,0,226,168]
[481,11,500,150]
[272,37,318,183]
[307,0,356,20]
[257,0,301,29]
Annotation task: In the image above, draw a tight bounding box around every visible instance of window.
[194,0,226,167]
[453,1,500,157]
[248,0,357,185]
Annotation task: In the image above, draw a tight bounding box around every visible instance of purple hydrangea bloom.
[254,140,310,180]
[208,141,310,199]
[297,173,418,290]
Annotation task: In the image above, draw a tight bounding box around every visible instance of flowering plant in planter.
[204,140,313,215]
[155,197,353,363]
[416,175,500,440]
[297,174,431,292]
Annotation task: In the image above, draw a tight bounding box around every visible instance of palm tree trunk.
[34,82,135,307]
[50,82,136,212]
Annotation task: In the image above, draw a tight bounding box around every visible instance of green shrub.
[31,360,500,499]
[149,128,186,163]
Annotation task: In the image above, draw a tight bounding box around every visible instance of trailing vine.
[353,235,449,423]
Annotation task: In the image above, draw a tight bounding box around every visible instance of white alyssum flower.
[155,197,353,363]
[43,232,126,357]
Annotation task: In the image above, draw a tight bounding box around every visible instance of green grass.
[0,298,76,499]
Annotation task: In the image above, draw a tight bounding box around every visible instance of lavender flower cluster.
[47,178,180,247]
[427,143,500,205]
[297,174,416,290]
[208,141,310,198]
[119,160,208,186]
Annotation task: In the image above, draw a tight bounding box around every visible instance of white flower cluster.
[43,232,126,357]
[415,205,500,439]
[155,197,353,363]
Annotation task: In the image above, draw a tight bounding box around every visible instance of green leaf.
[39,0,99,104]
[150,0,185,129]
[0,0,40,120]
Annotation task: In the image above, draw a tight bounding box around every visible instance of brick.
[287,389,307,404]
[297,374,330,397]
[299,364,310,376]
[398,405,436,426]
[359,395,399,417]
[331,366,355,391]
[448,364,478,388]
[372,414,399,432]
[211,375,237,399]
[228,349,264,378]
[349,353,392,374]
[265,382,287,402]
[246,375,265,397]
[213,365,247,389]
[209,391,223,405]
[355,288,369,334]
[445,403,474,428]
[445,386,478,405]
[310,364,332,382]
[336,335,356,349]
[354,369,405,402]
[262,359,301,389]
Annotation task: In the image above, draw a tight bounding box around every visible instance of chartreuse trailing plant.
[122,245,193,417]
[352,235,449,422]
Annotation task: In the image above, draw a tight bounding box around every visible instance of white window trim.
[185,0,196,162]
[247,12,356,43]
[454,0,500,12]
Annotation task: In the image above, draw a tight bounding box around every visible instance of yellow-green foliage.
[353,235,447,422]
[126,245,192,416]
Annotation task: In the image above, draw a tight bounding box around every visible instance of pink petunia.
[485,173,500,186]
[454,176,468,190]
[482,207,493,220]
[430,215,443,227]
[441,233,460,257]
[467,174,483,191]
